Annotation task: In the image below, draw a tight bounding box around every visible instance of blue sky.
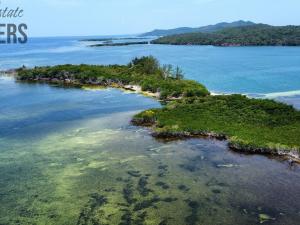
[2,0,300,37]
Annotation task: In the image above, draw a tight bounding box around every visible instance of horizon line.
[28,20,300,39]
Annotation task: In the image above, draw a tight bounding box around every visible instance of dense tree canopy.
[152,25,300,46]
[16,56,209,100]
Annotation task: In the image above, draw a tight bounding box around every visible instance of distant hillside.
[151,24,300,46]
[140,20,256,37]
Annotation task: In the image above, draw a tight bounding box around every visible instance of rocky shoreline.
[228,142,300,163]
[10,72,161,99]
[16,73,126,87]
[132,118,300,163]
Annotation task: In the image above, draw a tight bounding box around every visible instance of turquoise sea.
[2,37,300,96]
[0,38,300,224]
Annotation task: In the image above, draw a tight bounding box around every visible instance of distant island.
[152,24,300,46]
[13,56,300,162]
[80,37,149,42]
[140,20,256,37]
[82,21,300,48]
[79,37,151,47]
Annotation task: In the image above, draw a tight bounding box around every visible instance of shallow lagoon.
[1,77,300,225]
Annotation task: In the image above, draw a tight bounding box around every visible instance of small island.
[89,41,149,47]
[79,37,151,47]
[152,24,300,46]
[80,37,149,42]
[14,57,300,161]
[16,56,208,100]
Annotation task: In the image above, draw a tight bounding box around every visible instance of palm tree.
[162,64,173,79]
[174,66,184,80]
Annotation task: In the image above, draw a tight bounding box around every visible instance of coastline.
[11,75,162,100]
[131,117,300,163]
[17,77,300,163]
[4,59,300,163]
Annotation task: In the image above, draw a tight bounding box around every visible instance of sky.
[1,0,300,37]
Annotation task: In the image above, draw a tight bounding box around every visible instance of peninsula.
[14,57,300,161]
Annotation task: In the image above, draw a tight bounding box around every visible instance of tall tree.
[174,66,184,80]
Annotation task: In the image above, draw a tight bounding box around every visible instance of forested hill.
[151,25,300,46]
[140,20,256,37]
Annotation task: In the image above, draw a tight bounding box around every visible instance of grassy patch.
[134,95,300,153]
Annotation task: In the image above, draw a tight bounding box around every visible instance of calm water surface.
[1,37,300,95]
[1,38,300,224]
[0,77,300,225]
[1,36,300,105]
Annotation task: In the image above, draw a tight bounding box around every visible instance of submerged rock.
[134,196,161,211]
[259,213,275,223]
[77,193,107,225]
[156,181,170,189]
[177,184,190,192]
[185,200,200,225]
[158,219,168,225]
[127,170,141,177]
[123,183,136,205]
[138,176,152,196]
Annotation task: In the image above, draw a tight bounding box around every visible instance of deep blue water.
[1,37,300,97]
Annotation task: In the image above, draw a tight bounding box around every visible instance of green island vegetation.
[140,20,256,37]
[133,95,300,159]
[16,56,209,101]
[152,24,300,46]
[89,41,149,47]
[15,56,300,160]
